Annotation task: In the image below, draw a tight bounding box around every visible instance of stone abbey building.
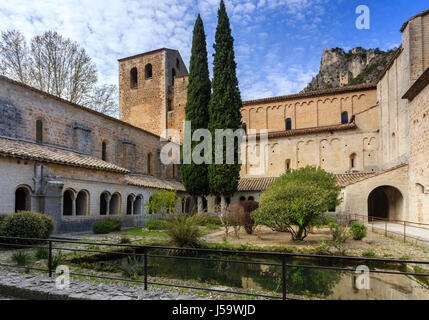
[0,9,428,233]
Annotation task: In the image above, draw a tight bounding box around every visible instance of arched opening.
[368,186,404,220]
[15,186,31,212]
[102,142,107,161]
[130,67,138,88]
[63,190,74,216]
[109,193,121,215]
[145,64,152,79]
[239,196,246,202]
[350,153,357,170]
[248,196,255,201]
[134,195,143,215]
[202,197,207,211]
[341,111,349,124]
[285,159,291,171]
[36,120,43,144]
[100,192,109,215]
[76,191,89,216]
[285,118,292,131]
[126,194,134,215]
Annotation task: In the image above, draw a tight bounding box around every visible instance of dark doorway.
[15,187,30,212]
[63,190,74,216]
[100,193,108,215]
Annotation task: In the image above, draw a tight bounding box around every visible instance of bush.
[329,221,350,255]
[2,211,55,241]
[362,248,376,258]
[11,251,32,266]
[350,222,367,240]
[253,166,341,241]
[119,235,131,244]
[0,214,9,236]
[145,219,167,230]
[93,219,122,234]
[165,215,202,248]
[34,247,49,260]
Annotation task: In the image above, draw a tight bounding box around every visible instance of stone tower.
[118,48,188,138]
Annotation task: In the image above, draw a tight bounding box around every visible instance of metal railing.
[1,235,429,300]
[348,213,429,243]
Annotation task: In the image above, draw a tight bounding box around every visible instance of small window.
[176,58,180,69]
[102,142,107,161]
[36,120,43,144]
[285,118,292,131]
[350,153,357,169]
[285,159,291,171]
[171,68,176,85]
[147,153,153,175]
[242,123,247,134]
[341,111,349,124]
[145,64,152,79]
[167,99,172,112]
[130,67,138,88]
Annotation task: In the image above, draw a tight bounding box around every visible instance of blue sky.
[0,0,427,100]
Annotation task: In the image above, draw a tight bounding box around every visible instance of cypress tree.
[181,15,211,213]
[208,0,243,215]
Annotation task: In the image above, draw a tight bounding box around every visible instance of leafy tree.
[181,15,211,213]
[145,190,180,215]
[0,30,117,116]
[208,0,243,216]
[252,166,341,241]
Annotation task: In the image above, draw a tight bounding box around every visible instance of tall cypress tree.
[181,15,211,213]
[208,0,243,215]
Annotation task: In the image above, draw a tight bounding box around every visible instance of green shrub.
[120,235,131,244]
[34,247,49,260]
[51,251,64,270]
[145,219,167,230]
[350,222,367,240]
[120,254,144,279]
[11,251,32,266]
[362,248,376,257]
[0,214,9,236]
[93,219,122,234]
[315,241,331,255]
[196,215,222,227]
[329,221,350,255]
[252,166,341,241]
[165,215,202,248]
[2,211,55,242]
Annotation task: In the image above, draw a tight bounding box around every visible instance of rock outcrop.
[303,47,397,92]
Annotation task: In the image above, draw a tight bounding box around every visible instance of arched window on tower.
[285,118,292,131]
[145,64,152,79]
[36,120,43,144]
[341,111,349,124]
[130,67,138,89]
[350,153,357,170]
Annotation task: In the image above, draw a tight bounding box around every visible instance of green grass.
[122,227,168,238]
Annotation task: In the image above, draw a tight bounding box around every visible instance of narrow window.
[285,159,291,171]
[350,153,357,169]
[102,142,107,161]
[36,120,43,144]
[147,153,152,175]
[176,58,180,69]
[167,99,172,112]
[285,118,292,131]
[171,68,176,85]
[130,67,138,88]
[341,111,349,124]
[145,64,152,79]
[242,123,247,134]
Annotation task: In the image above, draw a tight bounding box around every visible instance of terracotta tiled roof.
[237,176,279,191]
[248,121,356,140]
[0,137,129,174]
[242,83,376,106]
[125,174,185,192]
[238,171,379,191]
[335,172,375,187]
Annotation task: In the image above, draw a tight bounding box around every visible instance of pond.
[72,250,429,300]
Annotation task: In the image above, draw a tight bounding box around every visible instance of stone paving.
[0,266,202,300]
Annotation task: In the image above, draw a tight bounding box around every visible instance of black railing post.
[144,247,148,290]
[48,239,52,277]
[282,255,286,300]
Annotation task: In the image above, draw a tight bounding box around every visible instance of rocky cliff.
[303,47,396,92]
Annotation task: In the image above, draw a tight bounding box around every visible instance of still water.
[76,251,429,300]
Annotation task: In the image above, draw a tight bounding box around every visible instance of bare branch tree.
[84,84,119,117]
[0,30,31,84]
